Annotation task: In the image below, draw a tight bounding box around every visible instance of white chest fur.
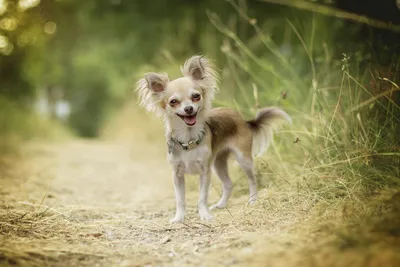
[168,144,210,174]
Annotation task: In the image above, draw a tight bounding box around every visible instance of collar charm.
[181,138,201,150]
[168,130,205,153]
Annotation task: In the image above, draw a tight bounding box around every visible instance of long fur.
[180,55,219,105]
[136,72,169,117]
[247,108,292,156]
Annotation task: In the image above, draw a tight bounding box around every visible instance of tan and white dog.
[136,55,291,222]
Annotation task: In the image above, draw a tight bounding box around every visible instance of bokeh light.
[0,0,7,15]
[18,0,40,11]
[0,35,7,48]
[44,21,57,34]
[0,34,13,55]
[0,17,18,31]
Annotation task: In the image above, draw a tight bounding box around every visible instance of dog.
[136,55,291,222]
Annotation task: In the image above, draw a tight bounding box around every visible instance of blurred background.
[0,0,399,139]
[1,1,400,265]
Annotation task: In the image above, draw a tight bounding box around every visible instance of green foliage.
[0,0,234,136]
[206,6,400,201]
[0,0,399,147]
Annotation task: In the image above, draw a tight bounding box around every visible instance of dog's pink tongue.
[184,115,196,125]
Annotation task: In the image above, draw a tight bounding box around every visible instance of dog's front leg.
[170,165,185,223]
[198,168,212,221]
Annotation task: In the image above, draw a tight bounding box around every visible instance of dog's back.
[205,108,251,153]
[205,107,291,157]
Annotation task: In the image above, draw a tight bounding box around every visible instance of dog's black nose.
[184,106,194,114]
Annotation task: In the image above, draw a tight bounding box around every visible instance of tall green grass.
[203,5,400,251]
[205,5,399,197]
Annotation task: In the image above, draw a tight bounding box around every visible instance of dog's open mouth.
[177,113,197,126]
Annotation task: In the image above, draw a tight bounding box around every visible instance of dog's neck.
[165,110,206,144]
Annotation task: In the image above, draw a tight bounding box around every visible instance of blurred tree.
[0,0,398,136]
[0,0,50,102]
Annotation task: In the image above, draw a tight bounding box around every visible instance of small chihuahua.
[136,56,291,222]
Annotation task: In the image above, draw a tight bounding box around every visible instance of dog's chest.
[168,145,210,174]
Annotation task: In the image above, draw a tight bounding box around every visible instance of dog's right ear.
[136,72,169,115]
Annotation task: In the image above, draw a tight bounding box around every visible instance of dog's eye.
[192,93,201,101]
[169,99,179,106]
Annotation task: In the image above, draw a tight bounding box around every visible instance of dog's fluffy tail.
[247,108,292,157]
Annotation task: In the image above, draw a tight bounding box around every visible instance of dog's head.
[136,55,218,126]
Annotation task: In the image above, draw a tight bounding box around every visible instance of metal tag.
[187,140,197,150]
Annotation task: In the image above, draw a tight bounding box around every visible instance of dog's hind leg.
[233,148,257,205]
[210,149,233,210]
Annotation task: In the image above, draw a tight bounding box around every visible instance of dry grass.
[1,108,400,266]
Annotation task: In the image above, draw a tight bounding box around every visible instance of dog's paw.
[210,203,226,210]
[246,197,257,206]
[200,213,213,221]
[169,214,184,223]
[199,209,213,221]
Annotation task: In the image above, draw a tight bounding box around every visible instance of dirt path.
[0,139,337,266]
[2,136,400,267]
